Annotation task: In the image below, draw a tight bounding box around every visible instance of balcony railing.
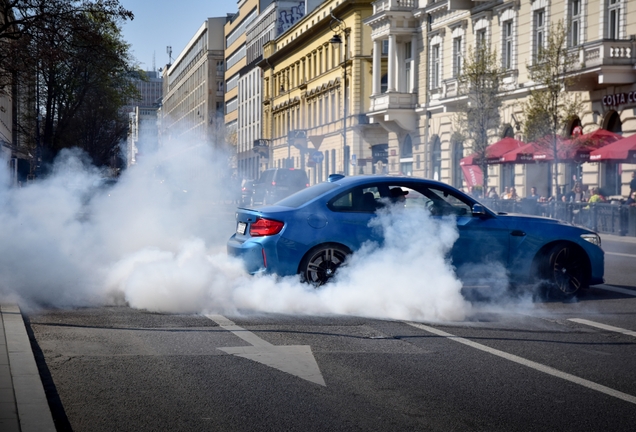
[574,39,635,70]
[370,92,417,111]
[373,0,417,14]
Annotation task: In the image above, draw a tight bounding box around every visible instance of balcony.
[370,92,417,111]
[373,0,417,13]
[568,39,636,89]
[368,92,417,133]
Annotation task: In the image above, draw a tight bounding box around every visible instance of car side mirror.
[472,203,487,216]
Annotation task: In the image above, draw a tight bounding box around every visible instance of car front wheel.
[542,243,589,298]
[300,244,349,287]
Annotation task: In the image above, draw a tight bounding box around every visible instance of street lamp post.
[329,15,348,176]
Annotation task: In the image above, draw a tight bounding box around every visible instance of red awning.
[461,164,483,188]
[498,142,539,163]
[531,130,621,163]
[589,133,636,162]
[460,137,526,166]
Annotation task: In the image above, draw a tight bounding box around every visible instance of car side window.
[425,187,472,216]
[329,186,382,213]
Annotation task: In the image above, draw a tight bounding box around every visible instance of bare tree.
[455,43,504,195]
[522,19,581,199]
[1,0,136,172]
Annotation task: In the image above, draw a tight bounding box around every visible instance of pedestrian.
[588,187,606,204]
[528,186,540,201]
[630,172,636,194]
[487,187,499,199]
[626,191,636,206]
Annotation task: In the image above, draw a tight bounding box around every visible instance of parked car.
[227,175,604,297]
[239,178,255,206]
[250,168,309,206]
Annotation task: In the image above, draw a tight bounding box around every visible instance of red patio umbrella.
[589,133,636,163]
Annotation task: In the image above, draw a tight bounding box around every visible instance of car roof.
[329,175,454,189]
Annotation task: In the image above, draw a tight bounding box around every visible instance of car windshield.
[276,169,307,185]
[275,182,340,208]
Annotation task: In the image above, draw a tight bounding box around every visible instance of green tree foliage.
[1,0,136,171]
[455,43,504,193]
[522,19,581,197]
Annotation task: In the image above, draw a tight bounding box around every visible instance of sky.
[119,0,239,71]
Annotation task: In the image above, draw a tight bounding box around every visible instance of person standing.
[630,172,636,194]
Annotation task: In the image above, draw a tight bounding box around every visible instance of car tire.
[541,243,589,298]
[300,244,349,287]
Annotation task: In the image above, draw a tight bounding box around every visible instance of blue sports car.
[227,175,604,297]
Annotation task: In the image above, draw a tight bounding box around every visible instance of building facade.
[161,17,226,146]
[225,0,261,169]
[260,0,387,185]
[237,0,322,181]
[364,0,636,198]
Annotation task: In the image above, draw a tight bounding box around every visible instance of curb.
[0,304,56,432]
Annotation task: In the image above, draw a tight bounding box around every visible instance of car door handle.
[511,230,526,237]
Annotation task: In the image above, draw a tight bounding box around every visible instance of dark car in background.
[228,175,604,298]
[250,168,309,206]
[239,178,255,206]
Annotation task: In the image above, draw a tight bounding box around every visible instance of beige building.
[161,17,226,146]
[365,0,636,198]
[260,0,387,185]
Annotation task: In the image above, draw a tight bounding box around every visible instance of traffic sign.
[311,151,324,163]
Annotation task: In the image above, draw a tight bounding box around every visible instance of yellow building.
[225,0,260,165]
[260,0,387,185]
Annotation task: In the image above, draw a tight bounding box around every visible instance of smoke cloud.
[0,139,531,322]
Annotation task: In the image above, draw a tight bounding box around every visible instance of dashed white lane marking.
[405,321,636,405]
[597,285,636,296]
[605,252,636,258]
[568,318,636,338]
[205,314,326,386]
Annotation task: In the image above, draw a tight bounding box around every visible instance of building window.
[431,44,441,89]
[502,20,513,70]
[405,42,412,92]
[432,136,442,181]
[569,0,581,46]
[534,9,546,61]
[476,29,486,51]
[382,40,389,55]
[607,0,621,40]
[453,37,462,77]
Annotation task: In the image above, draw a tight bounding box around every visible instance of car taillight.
[249,217,284,237]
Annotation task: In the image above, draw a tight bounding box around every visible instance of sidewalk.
[600,233,636,244]
[0,304,56,432]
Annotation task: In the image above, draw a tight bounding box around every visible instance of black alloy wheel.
[544,243,589,298]
[301,244,349,287]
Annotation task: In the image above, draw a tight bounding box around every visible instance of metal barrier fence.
[480,198,636,237]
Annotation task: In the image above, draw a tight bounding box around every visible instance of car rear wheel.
[300,244,349,287]
[541,243,589,298]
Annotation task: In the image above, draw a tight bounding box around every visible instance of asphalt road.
[25,237,636,432]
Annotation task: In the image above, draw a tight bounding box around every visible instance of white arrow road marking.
[406,321,636,405]
[568,318,636,338]
[205,314,326,386]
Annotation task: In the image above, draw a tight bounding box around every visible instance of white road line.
[568,318,636,338]
[405,321,636,405]
[596,285,636,296]
[605,252,636,258]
